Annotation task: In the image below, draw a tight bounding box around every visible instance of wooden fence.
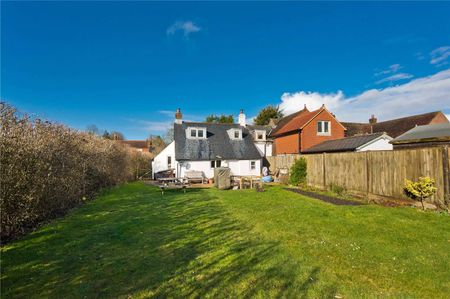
[266,146,450,208]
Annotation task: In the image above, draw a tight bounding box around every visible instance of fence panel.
[324,152,368,195]
[267,147,449,207]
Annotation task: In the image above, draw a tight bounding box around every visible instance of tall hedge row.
[0,103,151,241]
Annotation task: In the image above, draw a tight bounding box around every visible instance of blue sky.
[2,1,450,139]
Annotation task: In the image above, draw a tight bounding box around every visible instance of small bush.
[329,183,346,196]
[289,157,307,186]
[404,177,437,210]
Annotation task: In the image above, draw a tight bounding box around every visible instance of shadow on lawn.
[1,184,337,298]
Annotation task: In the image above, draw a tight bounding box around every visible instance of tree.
[403,177,437,210]
[110,131,124,140]
[147,135,166,154]
[163,127,174,144]
[102,130,111,139]
[205,114,234,124]
[86,124,100,135]
[254,105,284,125]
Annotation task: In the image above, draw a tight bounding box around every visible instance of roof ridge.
[376,111,441,123]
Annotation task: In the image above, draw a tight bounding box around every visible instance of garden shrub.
[289,157,307,186]
[329,183,346,196]
[0,102,152,241]
[404,177,437,210]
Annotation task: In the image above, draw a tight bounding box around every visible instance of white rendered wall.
[179,161,213,178]
[254,142,273,157]
[357,138,393,152]
[178,159,262,178]
[227,160,261,176]
[152,141,176,177]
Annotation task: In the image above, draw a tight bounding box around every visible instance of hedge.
[0,103,151,241]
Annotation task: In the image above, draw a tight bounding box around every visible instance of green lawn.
[1,182,449,298]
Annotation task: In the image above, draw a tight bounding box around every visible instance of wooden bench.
[184,171,207,184]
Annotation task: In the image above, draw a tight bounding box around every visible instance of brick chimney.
[175,108,182,124]
[238,109,246,126]
[369,114,377,124]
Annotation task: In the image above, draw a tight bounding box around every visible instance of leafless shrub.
[0,102,151,241]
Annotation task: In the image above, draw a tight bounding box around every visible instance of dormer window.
[255,130,266,141]
[187,127,207,139]
[228,128,242,140]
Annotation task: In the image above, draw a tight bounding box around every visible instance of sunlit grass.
[1,182,449,298]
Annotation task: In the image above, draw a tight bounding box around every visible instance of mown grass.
[1,182,449,298]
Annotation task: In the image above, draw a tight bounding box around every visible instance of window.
[210,160,222,168]
[255,130,265,141]
[317,121,331,135]
[167,156,172,168]
[250,161,256,170]
[187,127,206,139]
[234,130,240,139]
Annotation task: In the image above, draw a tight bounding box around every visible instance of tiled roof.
[342,111,446,138]
[391,123,450,144]
[269,107,309,136]
[174,122,262,161]
[303,132,389,153]
[270,108,324,136]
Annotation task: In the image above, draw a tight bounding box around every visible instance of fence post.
[322,153,326,189]
[442,145,450,208]
[366,151,370,198]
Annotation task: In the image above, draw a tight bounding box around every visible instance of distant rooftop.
[391,123,450,144]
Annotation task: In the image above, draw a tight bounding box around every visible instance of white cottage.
[152,109,273,179]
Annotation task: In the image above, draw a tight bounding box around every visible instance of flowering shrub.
[403,177,437,210]
[0,103,151,241]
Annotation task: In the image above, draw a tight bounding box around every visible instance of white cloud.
[167,21,201,37]
[279,90,345,115]
[277,69,450,123]
[375,64,402,76]
[430,46,450,67]
[373,64,413,85]
[375,73,413,85]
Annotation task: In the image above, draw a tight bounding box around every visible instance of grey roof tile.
[303,132,388,153]
[174,122,262,161]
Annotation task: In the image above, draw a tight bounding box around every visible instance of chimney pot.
[175,108,182,124]
[238,109,246,126]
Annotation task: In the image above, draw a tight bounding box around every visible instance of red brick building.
[270,105,346,154]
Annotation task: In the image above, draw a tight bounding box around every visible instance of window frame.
[250,160,256,170]
[255,130,266,141]
[317,121,331,136]
[187,127,206,139]
[210,160,222,169]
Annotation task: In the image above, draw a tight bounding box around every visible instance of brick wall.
[431,112,450,124]
[300,109,346,151]
[273,132,300,154]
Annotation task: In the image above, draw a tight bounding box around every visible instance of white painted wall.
[227,159,261,176]
[152,141,176,177]
[357,137,393,151]
[178,159,262,178]
[254,142,273,157]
